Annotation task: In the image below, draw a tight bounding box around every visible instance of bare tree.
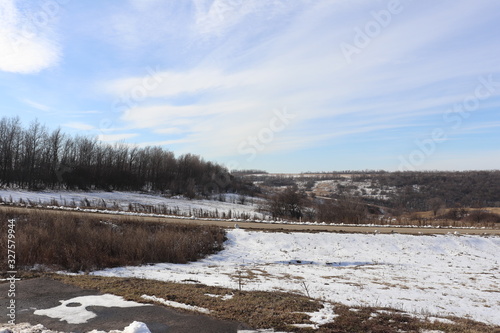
[0,117,239,195]
[428,197,445,216]
[267,186,306,220]
[316,195,367,224]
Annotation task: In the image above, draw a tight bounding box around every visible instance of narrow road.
[2,205,499,235]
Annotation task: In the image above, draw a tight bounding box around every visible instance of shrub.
[0,208,226,272]
[464,210,500,224]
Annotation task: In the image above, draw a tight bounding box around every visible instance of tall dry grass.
[0,208,225,272]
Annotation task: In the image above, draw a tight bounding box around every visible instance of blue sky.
[1,0,499,173]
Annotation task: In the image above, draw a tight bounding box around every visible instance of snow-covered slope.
[0,190,263,218]
[93,230,500,326]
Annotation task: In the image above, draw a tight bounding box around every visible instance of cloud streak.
[101,0,499,166]
[3,0,498,172]
[0,0,61,73]
[22,98,51,111]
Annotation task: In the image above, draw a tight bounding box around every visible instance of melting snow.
[34,294,150,324]
[0,321,151,333]
[92,229,500,326]
[141,295,210,314]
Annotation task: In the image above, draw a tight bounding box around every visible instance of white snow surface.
[89,321,151,333]
[33,294,150,324]
[305,303,338,326]
[118,321,151,333]
[0,321,151,333]
[0,190,262,217]
[141,295,211,314]
[92,230,500,326]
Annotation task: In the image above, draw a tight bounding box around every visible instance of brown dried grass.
[0,207,225,272]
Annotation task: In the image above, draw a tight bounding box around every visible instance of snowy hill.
[0,189,265,219]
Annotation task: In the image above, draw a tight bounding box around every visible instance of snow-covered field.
[0,189,263,218]
[92,230,500,326]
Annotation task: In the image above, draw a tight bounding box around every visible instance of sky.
[0,0,499,173]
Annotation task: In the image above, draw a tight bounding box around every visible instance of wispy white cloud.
[193,0,291,38]
[22,98,51,111]
[99,1,192,52]
[97,133,139,142]
[458,122,500,135]
[74,110,102,115]
[99,0,500,166]
[63,122,95,131]
[154,127,186,135]
[0,0,61,73]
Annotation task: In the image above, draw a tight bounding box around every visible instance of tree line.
[0,117,239,196]
[262,186,368,224]
[253,170,500,223]
[366,171,500,211]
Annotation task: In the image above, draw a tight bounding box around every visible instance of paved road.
[0,278,247,333]
[2,206,499,235]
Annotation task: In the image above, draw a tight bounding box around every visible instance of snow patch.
[205,293,234,300]
[34,294,150,324]
[304,302,338,327]
[141,295,210,314]
[122,321,151,333]
[0,322,151,333]
[237,329,289,333]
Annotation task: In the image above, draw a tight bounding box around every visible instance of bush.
[464,210,500,224]
[0,208,226,272]
[316,196,367,224]
[265,186,306,220]
[438,208,468,221]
